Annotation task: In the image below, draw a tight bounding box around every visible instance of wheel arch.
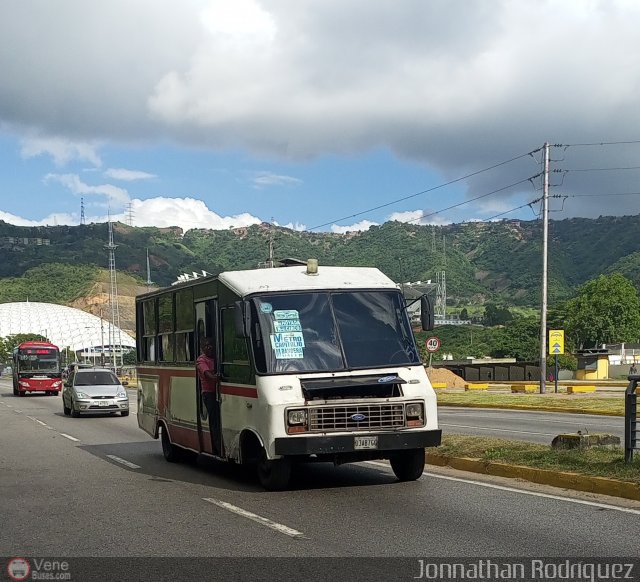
[239,429,265,465]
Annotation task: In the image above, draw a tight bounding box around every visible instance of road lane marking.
[59,433,80,442]
[366,461,640,515]
[106,455,141,469]
[440,423,555,436]
[203,498,306,538]
[14,409,22,413]
[34,419,49,427]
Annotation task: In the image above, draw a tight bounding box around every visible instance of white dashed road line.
[106,455,141,469]
[59,433,80,442]
[203,498,306,538]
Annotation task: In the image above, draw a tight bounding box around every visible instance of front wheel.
[63,397,71,416]
[161,425,181,463]
[390,448,426,482]
[70,398,80,418]
[121,410,130,417]
[257,449,292,491]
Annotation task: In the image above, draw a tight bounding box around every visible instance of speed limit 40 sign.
[425,336,441,353]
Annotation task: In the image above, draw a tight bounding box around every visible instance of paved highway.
[1,378,638,566]
[439,407,624,444]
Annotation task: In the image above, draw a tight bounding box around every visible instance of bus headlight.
[287,409,307,425]
[405,402,424,426]
[286,409,308,434]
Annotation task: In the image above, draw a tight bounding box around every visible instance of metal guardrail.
[625,375,638,463]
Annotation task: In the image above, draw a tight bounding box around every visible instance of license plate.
[354,436,378,450]
[99,400,110,407]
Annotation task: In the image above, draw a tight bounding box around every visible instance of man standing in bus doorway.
[196,338,222,457]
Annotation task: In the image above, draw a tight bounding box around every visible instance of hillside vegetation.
[2,215,640,311]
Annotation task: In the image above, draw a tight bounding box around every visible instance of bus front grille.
[308,404,405,432]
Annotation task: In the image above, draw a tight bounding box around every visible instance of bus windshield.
[16,349,60,374]
[251,290,420,374]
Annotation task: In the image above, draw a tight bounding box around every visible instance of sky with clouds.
[1,0,640,234]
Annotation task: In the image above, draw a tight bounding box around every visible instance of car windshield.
[75,371,120,386]
[250,289,420,374]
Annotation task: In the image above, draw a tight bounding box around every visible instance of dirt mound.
[426,366,466,389]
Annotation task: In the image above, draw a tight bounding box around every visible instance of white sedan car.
[62,368,129,417]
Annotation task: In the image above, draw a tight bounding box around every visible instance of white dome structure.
[0,302,136,359]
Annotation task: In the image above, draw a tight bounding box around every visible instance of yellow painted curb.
[567,385,597,394]
[465,383,488,391]
[432,382,447,389]
[426,452,640,502]
[511,384,538,393]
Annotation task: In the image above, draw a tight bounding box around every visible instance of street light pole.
[539,142,550,394]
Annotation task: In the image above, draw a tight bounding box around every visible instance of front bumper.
[274,429,442,456]
[76,399,129,413]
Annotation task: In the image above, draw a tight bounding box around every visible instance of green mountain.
[2,215,640,311]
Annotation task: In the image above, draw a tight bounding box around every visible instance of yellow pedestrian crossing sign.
[549,329,564,355]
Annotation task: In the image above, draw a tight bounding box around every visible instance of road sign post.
[425,336,440,368]
[549,330,565,393]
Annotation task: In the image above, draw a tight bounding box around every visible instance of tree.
[483,303,513,326]
[564,273,640,347]
[0,333,47,364]
[491,317,539,360]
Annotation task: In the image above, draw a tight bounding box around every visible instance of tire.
[257,449,292,491]
[18,391,25,397]
[121,410,130,417]
[390,448,426,482]
[70,398,80,418]
[161,425,181,463]
[63,398,71,416]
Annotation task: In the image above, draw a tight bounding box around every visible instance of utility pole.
[539,142,550,394]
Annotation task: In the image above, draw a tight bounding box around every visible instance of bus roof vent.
[306,259,319,276]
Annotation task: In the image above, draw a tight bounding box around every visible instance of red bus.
[12,341,63,396]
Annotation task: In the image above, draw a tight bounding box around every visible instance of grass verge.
[435,434,640,484]
[436,391,624,416]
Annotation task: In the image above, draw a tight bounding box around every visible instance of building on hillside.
[0,302,135,365]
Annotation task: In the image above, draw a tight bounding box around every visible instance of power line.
[404,174,540,225]
[308,148,541,231]
[559,165,640,173]
[557,140,640,147]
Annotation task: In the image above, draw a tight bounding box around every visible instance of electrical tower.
[80,198,85,225]
[435,270,447,320]
[105,220,122,369]
[126,202,134,226]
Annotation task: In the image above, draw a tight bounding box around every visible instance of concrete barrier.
[431,382,447,389]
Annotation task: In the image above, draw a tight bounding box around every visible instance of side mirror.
[234,300,251,338]
[420,295,434,331]
[121,381,129,386]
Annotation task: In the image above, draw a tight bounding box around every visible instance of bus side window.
[221,306,253,384]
